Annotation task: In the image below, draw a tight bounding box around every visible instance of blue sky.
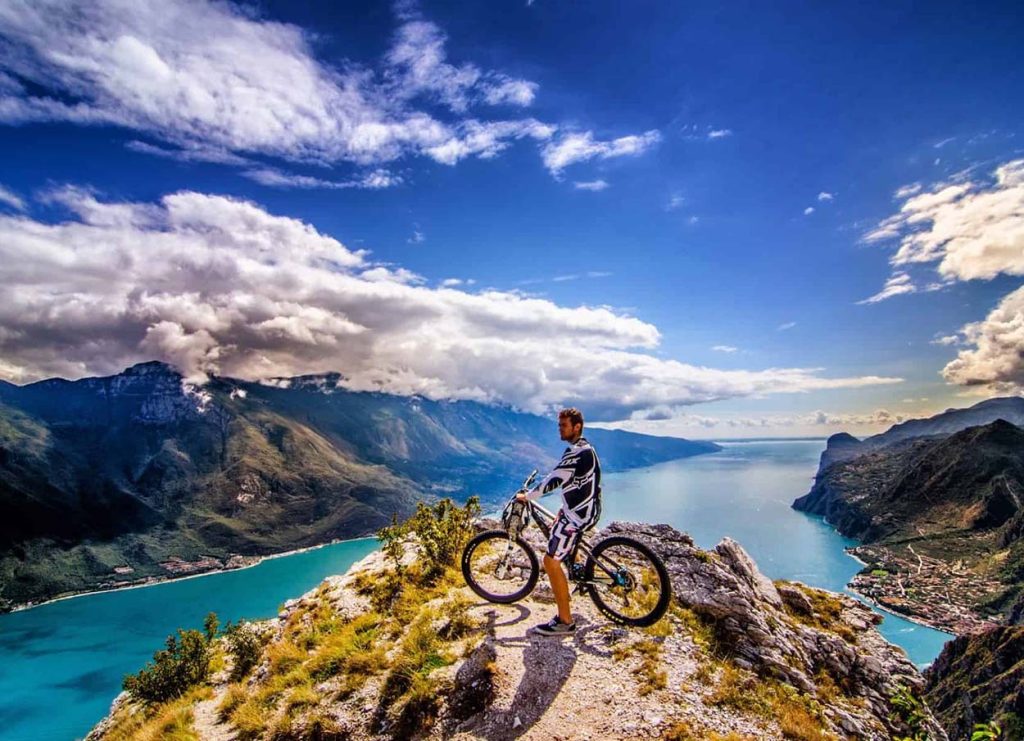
[0,0,1022,438]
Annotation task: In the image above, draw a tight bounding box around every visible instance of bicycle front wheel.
[584,536,672,627]
[461,530,540,603]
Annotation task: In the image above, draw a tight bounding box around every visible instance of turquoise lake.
[0,438,952,740]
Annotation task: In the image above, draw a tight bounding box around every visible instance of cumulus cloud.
[0,187,903,416]
[864,159,1024,281]
[0,183,25,210]
[940,285,1024,393]
[856,271,916,305]
[0,0,624,180]
[573,179,609,191]
[707,129,732,139]
[817,192,834,202]
[864,158,1024,394]
[541,130,661,176]
[803,206,815,216]
[777,321,797,331]
[711,345,738,353]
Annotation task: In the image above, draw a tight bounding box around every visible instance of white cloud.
[0,187,903,416]
[893,182,923,199]
[0,0,571,178]
[864,159,1024,281]
[777,321,797,331]
[242,167,401,190]
[711,345,738,353]
[602,406,916,437]
[803,206,815,216]
[856,271,916,305]
[384,20,536,112]
[817,192,834,202]
[865,158,1024,394]
[407,229,425,244]
[688,215,699,225]
[665,192,684,211]
[573,179,609,191]
[0,183,24,210]
[940,285,1024,393]
[541,130,661,176]
[707,129,732,139]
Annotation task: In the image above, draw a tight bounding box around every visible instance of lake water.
[0,439,952,740]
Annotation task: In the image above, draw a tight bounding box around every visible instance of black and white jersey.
[526,436,601,526]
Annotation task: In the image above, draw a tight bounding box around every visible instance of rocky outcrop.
[89,521,948,740]
[924,625,1024,740]
[606,521,948,740]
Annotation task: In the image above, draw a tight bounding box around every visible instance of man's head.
[557,407,584,443]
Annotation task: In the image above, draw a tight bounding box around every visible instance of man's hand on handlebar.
[515,488,529,502]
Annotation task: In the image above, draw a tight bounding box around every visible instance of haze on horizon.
[0,0,1021,439]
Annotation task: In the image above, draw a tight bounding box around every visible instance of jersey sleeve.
[525,449,575,501]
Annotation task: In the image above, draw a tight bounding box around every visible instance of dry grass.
[613,637,668,696]
[102,685,213,741]
[704,662,837,741]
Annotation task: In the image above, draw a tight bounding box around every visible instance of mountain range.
[0,361,719,608]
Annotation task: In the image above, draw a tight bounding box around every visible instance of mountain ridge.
[0,361,720,609]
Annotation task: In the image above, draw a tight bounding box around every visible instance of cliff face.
[924,625,1024,740]
[793,419,1024,544]
[0,362,719,609]
[87,522,947,741]
[793,420,1024,631]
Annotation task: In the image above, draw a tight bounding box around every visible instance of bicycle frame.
[520,497,626,587]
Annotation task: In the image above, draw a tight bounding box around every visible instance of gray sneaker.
[533,615,576,636]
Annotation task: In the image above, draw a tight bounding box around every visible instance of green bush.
[889,684,928,741]
[378,496,481,577]
[223,619,266,681]
[123,611,218,703]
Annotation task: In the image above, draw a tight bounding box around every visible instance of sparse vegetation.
[614,637,667,695]
[704,661,836,740]
[775,580,857,643]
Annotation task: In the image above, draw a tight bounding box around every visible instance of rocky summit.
[87,521,946,740]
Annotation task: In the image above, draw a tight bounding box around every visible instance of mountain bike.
[461,470,672,627]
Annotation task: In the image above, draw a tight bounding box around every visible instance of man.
[517,407,601,636]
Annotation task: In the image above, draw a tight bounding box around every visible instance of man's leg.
[543,553,573,624]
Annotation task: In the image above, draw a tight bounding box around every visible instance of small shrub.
[378,496,481,578]
[222,620,266,681]
[122,619,216,703]
[889,684,928,741]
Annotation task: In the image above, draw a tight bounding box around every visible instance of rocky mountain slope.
[793,419,1024,631]
[923,625,1024,740]
[87,520,947,740]
[0,362,719,609]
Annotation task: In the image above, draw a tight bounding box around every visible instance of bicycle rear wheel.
[584,536,672,627]
[462,530,540,603]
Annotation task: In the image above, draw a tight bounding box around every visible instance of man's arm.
[523,450,575,501]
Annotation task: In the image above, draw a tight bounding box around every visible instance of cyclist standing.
[516,407,601,636]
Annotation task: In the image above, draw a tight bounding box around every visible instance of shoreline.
[3,534,380,615]
[843,581,955,638]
